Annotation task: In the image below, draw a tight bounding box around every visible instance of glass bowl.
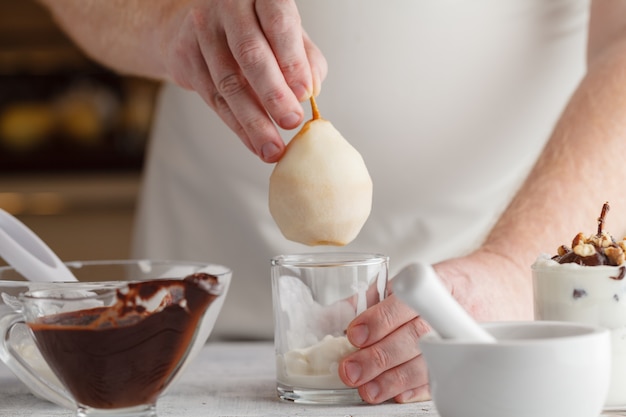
[0,259,232,410]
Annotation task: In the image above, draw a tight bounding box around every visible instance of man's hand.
[339,250,532,404]
[161,0,327,162]
[39,0,328,163]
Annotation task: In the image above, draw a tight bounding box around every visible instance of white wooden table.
[0,341,438,417]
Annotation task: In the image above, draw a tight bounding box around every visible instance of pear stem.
[310,96,321,120]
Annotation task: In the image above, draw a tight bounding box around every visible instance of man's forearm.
[38,0,183,81]
[484,35,626,271]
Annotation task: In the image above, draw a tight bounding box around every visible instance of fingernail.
[261,142,281,161]
[312,68,322,96]
[397,388,431,403]
[365,381,380,400]
[279,112,301,129]
[290,83,309,102]
[344,361,362,385]
[348,324,369,347]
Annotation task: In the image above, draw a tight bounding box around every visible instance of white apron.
[133,0,589,339]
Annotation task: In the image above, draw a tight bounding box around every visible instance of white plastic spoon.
[0,209,77,282]
[392,262,495,343]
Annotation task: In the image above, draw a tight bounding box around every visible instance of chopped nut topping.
[606,247,626,266]
[573,243,597,257]
[557,245,569,257]
[552,202,626,266]
[589,231,613,248]
[572,232,586,248]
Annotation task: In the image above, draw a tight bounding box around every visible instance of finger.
[192,8,286,162]
[394,384,432,404]
[164,10,256,154]
[358,355,431,405]
[339,317,428,387]
[255,0,313,101]
[302,29,327,96]
[222,2,304,129]
[346,294,419,347]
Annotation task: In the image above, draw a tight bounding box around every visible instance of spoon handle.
[0,209,77,282]
[393,262,495,343]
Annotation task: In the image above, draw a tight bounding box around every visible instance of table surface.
[0,341,438,417]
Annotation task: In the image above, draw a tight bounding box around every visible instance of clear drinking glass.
[271,252,388,404]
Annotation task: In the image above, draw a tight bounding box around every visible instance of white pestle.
[392,262,496,343]
[0,209,77,282]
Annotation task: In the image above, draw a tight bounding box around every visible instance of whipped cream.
[276,334,357,389]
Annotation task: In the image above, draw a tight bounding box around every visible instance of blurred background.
[0,0,160,264]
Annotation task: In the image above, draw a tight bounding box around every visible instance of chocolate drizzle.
[611,266,626,281]
[554,250,607,266]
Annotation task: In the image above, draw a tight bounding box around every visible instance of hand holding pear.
[269,97,372,246]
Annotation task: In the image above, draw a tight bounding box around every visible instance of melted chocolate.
[611,266,626,281]
[553,250,609,266]
[28,273,219,409]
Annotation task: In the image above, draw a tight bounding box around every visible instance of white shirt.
[132,0,589,339]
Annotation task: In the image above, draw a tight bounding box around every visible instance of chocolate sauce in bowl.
[27,273,220,409]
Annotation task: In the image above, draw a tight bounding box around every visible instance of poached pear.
[269,97,372,246]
